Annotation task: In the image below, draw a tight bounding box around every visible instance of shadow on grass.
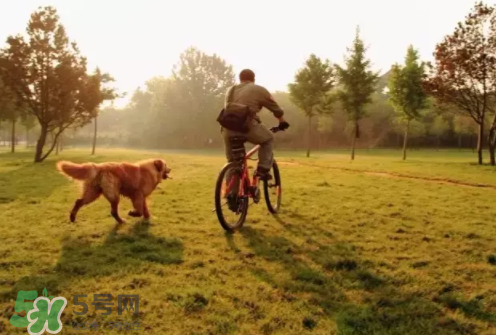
[0,153,68,203]
[237,222,483,335]
[1,221,183,301]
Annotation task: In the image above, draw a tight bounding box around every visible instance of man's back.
[227,82,284,120]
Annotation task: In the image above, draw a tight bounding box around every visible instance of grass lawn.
[0,147,495,335]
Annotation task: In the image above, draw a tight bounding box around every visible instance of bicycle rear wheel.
[264,160,281,214]
[214,162,249,232]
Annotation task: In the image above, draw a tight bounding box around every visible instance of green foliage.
[121,48,235,148]
[335,27,379,158]
[388,45,427,121]
[0,6,116,162]
[287,54,336,156]
[408,119,427,138]
[317,115,334,134]
[0,77,18,123]
[431,115,450,137]
[288,54,335,117]
[335,27,379,123]
[454,115,478,136]
[21,114,36,131]
[169,47,235,140]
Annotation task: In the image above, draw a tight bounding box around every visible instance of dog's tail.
[56,161,94,181]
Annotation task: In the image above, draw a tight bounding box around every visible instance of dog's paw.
[128,210,142,218]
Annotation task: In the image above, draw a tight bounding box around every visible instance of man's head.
[239,69,255,83]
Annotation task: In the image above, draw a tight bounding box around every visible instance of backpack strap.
[226,85,236,105]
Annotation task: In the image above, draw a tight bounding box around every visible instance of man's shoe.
[226,193,239,212]
[255,168,273,181]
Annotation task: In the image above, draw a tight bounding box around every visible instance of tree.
[317,115,334,149]
[423,2,496,165]
[288,54,335,157]
[454,115,478,151]
[165,47,235,147]
[0,6,116,162]
[22,114,37,148]
[431,115,450,150]
[91,69,120,155]
[409,119,427,149]
[0,77,19,153]
[387,46,427,160]
[335,27,379,160]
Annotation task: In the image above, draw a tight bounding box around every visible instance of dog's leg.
[70,199,84,223]
[110,199,124,224]
[101,174,124,224]
[70,186,101,222]
[143,198,150,219]
[128,193,144,218]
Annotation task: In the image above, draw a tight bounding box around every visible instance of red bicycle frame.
[224,144,261,199]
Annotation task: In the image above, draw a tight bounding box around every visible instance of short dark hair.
[239,69,255,82]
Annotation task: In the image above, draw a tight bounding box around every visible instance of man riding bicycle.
[219,69,289,181]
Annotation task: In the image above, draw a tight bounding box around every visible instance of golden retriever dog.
[56,159,171,224]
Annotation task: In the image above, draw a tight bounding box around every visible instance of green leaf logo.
[42,288,48,297]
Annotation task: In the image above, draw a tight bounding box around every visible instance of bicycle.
[213,126,284,232]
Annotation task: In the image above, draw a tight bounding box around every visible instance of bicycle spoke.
[212,200,228,212]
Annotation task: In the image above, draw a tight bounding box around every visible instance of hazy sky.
[0,0,479,107]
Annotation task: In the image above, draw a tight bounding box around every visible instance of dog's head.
[154,159,171,180]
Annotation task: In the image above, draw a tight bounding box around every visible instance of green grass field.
[0,147,495,335]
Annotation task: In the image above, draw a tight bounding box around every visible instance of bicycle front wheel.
[214,162,249,232]
[264,160,282,214]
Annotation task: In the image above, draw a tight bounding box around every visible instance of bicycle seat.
[229,136,247,144]
[229,137,247,162]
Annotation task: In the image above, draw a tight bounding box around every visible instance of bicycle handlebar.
[271,121,290,133]
[270,126,287,133]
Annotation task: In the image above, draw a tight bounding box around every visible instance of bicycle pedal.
[252,187,261,203]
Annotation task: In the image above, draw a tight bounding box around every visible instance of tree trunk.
[55,137,59,155]
[35,125,48,162]
[306,116,311,158]
[488,128,496,166]
[490,143,495,166]
[92,116,97,155]
[36,130,62,163]
[11,119,16,153]
[26,125,29,148]
[59,133,63,152]
[477,121,484,165]
[402,120,410,160]
[351,121,357,160]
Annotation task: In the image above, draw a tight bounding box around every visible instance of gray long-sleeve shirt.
[225,82,284,120]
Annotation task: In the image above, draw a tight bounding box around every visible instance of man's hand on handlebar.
[279,121,290,131]
[277,116,289,131]
[270,117,290,133]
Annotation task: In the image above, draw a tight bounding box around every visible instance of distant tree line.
[0,2,494,164]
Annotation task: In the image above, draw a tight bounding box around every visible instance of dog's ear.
[154,159,164,171]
